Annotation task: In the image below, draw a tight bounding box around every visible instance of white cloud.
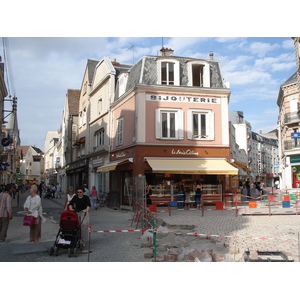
[248,42,280,57]
[282,38,294,49]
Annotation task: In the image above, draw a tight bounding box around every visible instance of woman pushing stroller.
[68,186,91,248]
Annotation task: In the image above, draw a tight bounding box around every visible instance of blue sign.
[291,132,300,139]
[56,157,60,163]
[274,164,279,168]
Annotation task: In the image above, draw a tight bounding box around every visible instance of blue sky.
[2,36,296,150]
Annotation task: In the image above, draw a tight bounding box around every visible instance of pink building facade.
[99,50,238,207]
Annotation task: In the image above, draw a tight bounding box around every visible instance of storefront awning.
[145,158,238,175]
[97,159,131,172]
[232,160,250,172]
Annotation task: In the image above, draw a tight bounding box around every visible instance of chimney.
[209,51,214,60]
[160,47,174,56]
[111,58,120,67]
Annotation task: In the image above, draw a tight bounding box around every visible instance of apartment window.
[161,62,174,85]
[116,117,124,147]
[155,109,184,139]
[192,64,204,87]
[187,61,210,87]
[158,59,180,86]
[95,129,105,147]
[188,110,214,140]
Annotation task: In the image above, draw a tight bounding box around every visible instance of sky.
[1,36,296,151]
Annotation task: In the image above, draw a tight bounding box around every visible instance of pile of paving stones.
[141,224,245,262]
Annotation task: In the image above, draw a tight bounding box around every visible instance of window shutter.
[178,110,184,139]
[187,110,193,139]
[155,109,161,139]
[208,112,215,140]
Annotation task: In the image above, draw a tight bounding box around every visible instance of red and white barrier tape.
[88,227,298,242]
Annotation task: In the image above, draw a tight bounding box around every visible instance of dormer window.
[161,62,174,85]
[157,58,180,86]
[187,60,210,87]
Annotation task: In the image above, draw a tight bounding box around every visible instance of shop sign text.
[171,149,199,156]
[146,94,220,104]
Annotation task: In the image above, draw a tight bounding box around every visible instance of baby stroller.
[49,210,85,257]
[44,188,53,199]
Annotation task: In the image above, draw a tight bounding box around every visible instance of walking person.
[23,185,46,243]
[55,183,62,198]
[194,180,202,209]
[64,186,75,211]
[68,186,91,248]
[90,186,98,210]
[177,180,185,209]
[0,184,13,242]
[146,183,152,205]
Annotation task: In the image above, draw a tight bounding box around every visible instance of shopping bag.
[23,215,35,226]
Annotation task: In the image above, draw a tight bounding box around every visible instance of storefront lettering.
[147,94,220,104]
[116,152,126,158]
[171,149,199,156]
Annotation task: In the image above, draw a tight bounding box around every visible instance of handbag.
[23,215,35,226]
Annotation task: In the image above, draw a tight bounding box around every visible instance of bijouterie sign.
[146,94,220,104]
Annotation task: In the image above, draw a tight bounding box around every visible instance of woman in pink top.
[90,186,98,210]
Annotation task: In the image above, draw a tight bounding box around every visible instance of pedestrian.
[38,182,43,198]
[194,180,202,209]
[50,184,56,198]
[177,180,185,209]
[68,187,91,248]
[55,183,62,198]
[0,184,13,242]
[23,185,46,243]
[83,184,90,197]
[64,186,75,211]
[146,183,152,205]
[90,186,98,210]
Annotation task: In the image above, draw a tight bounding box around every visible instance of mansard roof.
[282,71,297,87]
[115,54,227,101]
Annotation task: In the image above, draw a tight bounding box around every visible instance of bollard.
[235,195,238,217]
[153,219,157,262]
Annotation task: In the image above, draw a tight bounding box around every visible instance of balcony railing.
[284,112,300,124]
[284,140,300,151]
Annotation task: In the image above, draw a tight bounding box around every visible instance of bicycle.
[98,192,109,207]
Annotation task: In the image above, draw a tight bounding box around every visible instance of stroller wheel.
[68,248,72,257]
[73,247,77,257]
[49,247,55,256]
[54,247,59,256]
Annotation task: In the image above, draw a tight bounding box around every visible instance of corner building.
[98,49,238,207]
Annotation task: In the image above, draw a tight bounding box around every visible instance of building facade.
[96,49,238,207]
[277,72,300,189]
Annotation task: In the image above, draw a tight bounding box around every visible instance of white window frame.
[187,109,214,140]
[95,128,105,147]
[116,117,124,147]
[155,108,184,140]
[118,73,128,97]
[157,58,180,86]
[187,61,210,87]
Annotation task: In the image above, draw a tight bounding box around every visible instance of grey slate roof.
[87,59,100,83]
[282,72,297,87]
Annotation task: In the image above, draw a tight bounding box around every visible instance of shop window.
[187,110,214,140]
[155,108,184,139]
[157,59,180,86]
[116,117,124,147]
